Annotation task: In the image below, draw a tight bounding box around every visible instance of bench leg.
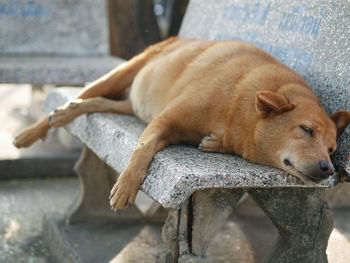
[248,188,333,263]
[156,189,244,263]
[66,145,144,224]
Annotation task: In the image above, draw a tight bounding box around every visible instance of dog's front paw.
[109,169,142,211]
[48,99,83,127]
[199,133,221,152]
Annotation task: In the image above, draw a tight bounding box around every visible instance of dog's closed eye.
[299,125,314,137]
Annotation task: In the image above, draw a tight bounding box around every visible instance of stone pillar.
[156,189,244,263]
[66,145,144,224]
[248,188,333,263]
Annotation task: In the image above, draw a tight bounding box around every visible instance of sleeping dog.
[14,37,350,210]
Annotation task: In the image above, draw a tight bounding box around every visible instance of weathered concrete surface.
[191,189,244,256]
[249,188,333,263]
[0,0,109,56]
[159,188,332,263]
[179,0,350,178]
[0,56,125,85]
[159,189,244,262]
[43,88,338,209]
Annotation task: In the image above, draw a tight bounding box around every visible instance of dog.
[13,37,350,210]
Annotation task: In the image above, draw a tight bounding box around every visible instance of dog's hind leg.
[13,98,133,147]
[13,116,51,148]
[13,37,179,148]
[48,98,133,128]
[76,36,180,100]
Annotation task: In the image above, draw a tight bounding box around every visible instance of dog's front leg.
[109,117,177,210]
[198,133,228,153]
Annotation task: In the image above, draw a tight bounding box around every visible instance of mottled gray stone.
[0,55,125,85]
[0,0,109,56]
[159,188,332,263]
[160,189,244,262]
[191,189,244,256]
[248,188,333,263]
[161,210,180,260]
[43,88,338,209]
[180,0,350,177]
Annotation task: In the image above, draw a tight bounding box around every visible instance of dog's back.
[129,39,313,145]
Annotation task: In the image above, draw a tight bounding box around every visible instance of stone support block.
[248,188,333,263]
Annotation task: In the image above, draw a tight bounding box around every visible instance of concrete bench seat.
[42,88,338,263]
[43,88,337,209]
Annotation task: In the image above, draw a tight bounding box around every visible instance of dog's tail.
[77,36,180,100]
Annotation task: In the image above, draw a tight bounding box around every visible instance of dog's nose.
[319,160,335,177]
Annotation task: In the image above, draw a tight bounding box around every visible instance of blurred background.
[1,1,349,263]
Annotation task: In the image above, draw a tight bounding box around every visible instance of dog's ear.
[255,90,295,116]
[330,110,350,136]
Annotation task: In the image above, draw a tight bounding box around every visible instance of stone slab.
[0,0,109,56]
[0,55,125,84]
[180,0,350,177]
[43,88,338,209]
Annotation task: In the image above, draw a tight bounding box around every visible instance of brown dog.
[14,37,350,210]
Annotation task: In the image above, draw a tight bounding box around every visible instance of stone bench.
[0,0,123,85]
[40,0,350,262]
[43,88,337,263]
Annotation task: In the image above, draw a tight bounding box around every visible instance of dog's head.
[254,89,350,183]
